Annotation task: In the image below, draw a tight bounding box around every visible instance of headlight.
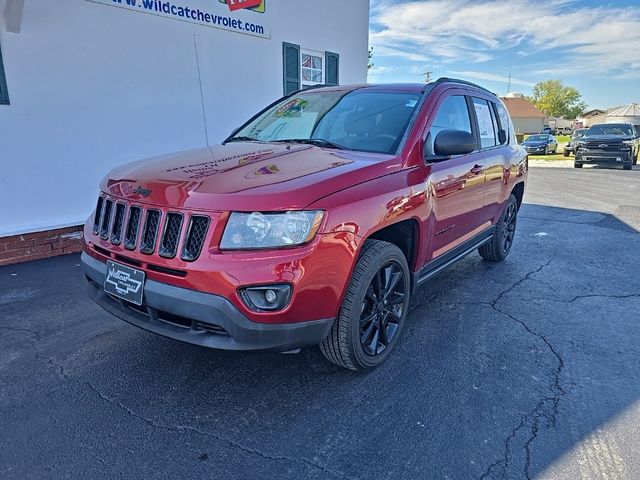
[220,211,324,250]
[623,140,634,146]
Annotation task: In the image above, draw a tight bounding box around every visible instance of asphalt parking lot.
[1,166,639,480]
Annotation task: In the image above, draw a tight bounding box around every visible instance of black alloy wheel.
[501,200,517,254]
[359,261,406,356]
[478,193,519,262]
[319,240,410,370]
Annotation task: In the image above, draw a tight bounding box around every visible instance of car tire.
[479,194,518,262]
[319,240,410,371]
[574,162,583,168]
[563,150,570,157]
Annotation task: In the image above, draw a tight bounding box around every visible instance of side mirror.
[433,129,477,157]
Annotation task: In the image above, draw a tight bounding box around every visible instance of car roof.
[303,78,496,96]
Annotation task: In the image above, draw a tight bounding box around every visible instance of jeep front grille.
[140,210,161,255]
[124,206,142,250]
[110,203,126,245]
[93,195,211,262]
[159,213,183,259]
[181,216,210,262]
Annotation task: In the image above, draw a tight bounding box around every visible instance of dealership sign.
[88,0,270,38]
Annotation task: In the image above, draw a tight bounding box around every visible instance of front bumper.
[82,253,334,352]
[524,146,547,154]
[575,151,632,164]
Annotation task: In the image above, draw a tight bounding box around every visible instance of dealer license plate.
[104,261,145,306]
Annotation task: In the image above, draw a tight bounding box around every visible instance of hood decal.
[165,149,276,180]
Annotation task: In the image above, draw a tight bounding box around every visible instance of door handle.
[470,164,484,175]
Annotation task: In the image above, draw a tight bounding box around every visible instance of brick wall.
[0,226,84,267]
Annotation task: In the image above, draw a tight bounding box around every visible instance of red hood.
[101,142,400,211]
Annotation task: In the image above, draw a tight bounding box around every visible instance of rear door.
[423,93,488,261]
[480,99,517,222]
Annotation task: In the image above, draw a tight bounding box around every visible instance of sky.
[368,0,640,109]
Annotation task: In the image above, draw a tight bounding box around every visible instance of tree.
[368,47,374,71]
[422,71,433,83]
[528,80,587,119]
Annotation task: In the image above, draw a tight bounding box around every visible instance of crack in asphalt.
[0,325,42,341]
[478,261,565,480]
[490,261,552,309]
[520,215,602,226]
[568,293,640,303]
[45,358,350,479]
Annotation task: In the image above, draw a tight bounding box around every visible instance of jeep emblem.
[134,186,152,197]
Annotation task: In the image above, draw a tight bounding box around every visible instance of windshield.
[527,135,548,142]
[572,129,587,138]
[586,124,633,136]
[230,90,422,155]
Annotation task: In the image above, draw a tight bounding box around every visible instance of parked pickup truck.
[563,128,588,157]
[82,78,528,370]
[574,123,639,170]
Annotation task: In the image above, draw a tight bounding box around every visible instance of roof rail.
[432,77,495,95]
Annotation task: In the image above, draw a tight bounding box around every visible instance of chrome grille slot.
[124,206,142,251]
[110,203,126,245]
[140,209,161,255]
[99,200,113,240]
[159,213,183,259]
[181,216,210,262]
[93,197,104,235]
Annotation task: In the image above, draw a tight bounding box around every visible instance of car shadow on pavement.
[1,204,639,480]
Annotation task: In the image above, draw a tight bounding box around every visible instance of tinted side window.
[0,42,9,105]
[472,98,496,148]
[426,95,472,156]
[490,103,500,146]
[495,104,511,145]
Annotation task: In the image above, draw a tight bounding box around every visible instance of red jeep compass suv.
[82,78,527,370]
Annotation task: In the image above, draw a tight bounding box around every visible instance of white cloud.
[370,0,640,77]
[448,70,536,88]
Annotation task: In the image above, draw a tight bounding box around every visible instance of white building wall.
[606,116,640,124]
[0,0,370,236]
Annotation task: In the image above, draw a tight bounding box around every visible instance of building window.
[301,51,324,86]
[0,42,9,105]
[283,43,339,95]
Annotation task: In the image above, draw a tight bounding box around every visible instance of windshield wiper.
[224,136,261,143]
[275,138,346,150]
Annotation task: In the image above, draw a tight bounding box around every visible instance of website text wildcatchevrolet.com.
[112,0,266,35]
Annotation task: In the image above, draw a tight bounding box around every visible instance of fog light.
[264,289,277,304]
[239,284,292,312]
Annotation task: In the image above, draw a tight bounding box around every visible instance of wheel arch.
[511,181,525,210]
[363,218,421,271]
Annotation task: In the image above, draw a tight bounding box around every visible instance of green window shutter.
[325,51,339,86]
[0,42,9,105]
[282,42,300,96]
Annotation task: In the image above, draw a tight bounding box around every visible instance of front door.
[423,94,488,261]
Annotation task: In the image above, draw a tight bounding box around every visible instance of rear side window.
[426,95,472,156]
[472,98,496,149]
[495,104,511,145]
